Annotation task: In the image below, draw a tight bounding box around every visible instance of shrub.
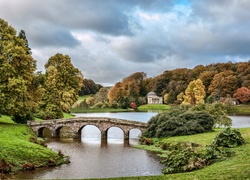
[212,128,245,148]
[144,110,214,138]
[139,137,154,145]
[160,128,244,174]
[92,102,103,109]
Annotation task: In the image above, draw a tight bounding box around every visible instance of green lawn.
[138,104,170,111]
[0,115,15,124]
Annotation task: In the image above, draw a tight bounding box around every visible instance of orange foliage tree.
[233,87,250,104]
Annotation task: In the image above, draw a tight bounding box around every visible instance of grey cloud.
[28,26,81,48]
[1,0,250,86]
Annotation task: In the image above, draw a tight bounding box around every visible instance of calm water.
[14,112,250,179]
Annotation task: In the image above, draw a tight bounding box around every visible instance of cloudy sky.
[0,0,249,86]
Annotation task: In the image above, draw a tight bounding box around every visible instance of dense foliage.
[190,103,232,127]
[212,128,245,148]
[157,128,245,174]
[0,18,83,122]
[79,78,102,96]
[0,18,38,123]
[144,109,214,138]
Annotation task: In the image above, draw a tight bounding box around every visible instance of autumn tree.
[233,87,250,104]
[191,65,206,80]
[237,61,250,89]
[0,19,38,123]
[108,82,126,107]
[108,72,146,108]
[199,70,217,94]
[208,70,238,99]
[183,79,206,106]
[42,53,83,117]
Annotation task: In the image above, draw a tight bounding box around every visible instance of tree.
[183,79,206,106]
[191,103,232,127]
[79,79,102,96]
[233,87,250,104]
[18,30,32,55]
[108,82,126,106]
[43,53,83,115]
[94,87,109,104]
[208,70,238,98]
[199,70,217,94]
[0,19,37,123]
[39,66,63,119]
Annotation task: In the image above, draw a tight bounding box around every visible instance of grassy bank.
[137,104,170,111]
[228,104,250,115]
[103,128,250,180]
[0,124,69,173]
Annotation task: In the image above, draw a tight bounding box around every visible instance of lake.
[14,112,250,179]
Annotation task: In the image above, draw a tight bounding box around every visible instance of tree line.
[104,61,250,108]
[0,18,83,123]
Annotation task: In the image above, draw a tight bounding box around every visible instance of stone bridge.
[27,117,148,140]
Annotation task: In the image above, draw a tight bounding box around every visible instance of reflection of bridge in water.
[27,117,148,140]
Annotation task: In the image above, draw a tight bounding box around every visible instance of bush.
[212,128,245,148]
[92,102,103,109]
[11,113,34,124]
[144,110,214,138]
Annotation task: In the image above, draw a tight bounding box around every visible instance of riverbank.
[0,123,69,176]
[228,104,250,115]
[71,104,250,115]
[106,128,250,180]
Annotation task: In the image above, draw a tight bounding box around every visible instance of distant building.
[147,92,163,104]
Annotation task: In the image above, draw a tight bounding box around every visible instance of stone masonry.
[27,117,148,140]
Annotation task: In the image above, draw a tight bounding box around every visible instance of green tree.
[39,66,63,119]
[191,103,232,127]
[43,53,83,115]
[94,87,109,104]
[183,79,206,106]
[0,19,37,123]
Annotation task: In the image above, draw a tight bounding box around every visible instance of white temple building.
[147,92,163,104]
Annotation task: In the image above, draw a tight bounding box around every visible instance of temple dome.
[147,92,157,96]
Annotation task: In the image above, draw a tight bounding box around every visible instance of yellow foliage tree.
[183,79,206,106]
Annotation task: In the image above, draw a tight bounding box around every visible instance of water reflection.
[15,137,163,179]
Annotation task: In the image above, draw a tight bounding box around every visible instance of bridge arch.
[55,126,74,138]
[128,128,142,139]
[78,125,101,138]
[37,127,52,138]
[106,126,124,140]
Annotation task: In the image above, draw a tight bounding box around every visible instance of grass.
[0,115,15,124]
[110,128,250,180]
[0,124,68,172]
[228,104,250,115]
[72,95,92,108]
[137,104,170,111]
